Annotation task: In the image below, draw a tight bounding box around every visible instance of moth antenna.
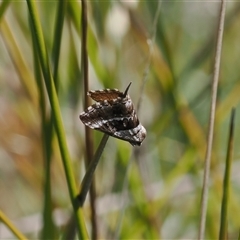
[123,82,132,97]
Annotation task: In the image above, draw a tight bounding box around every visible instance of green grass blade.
[52,0,66,86]
[26,0,88,238]
[219,108,235,240]
[40,2,66,239]
[0,210,27,240]
[30,16,56,240]
[0,0,11,18]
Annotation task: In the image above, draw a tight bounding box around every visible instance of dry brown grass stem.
[81,0,97,238]
[198,1,227,239]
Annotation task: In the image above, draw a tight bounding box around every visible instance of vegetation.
[0,1,239,239]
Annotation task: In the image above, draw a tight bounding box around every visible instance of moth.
[79,82,146,146]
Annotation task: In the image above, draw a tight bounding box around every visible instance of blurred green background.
[0,1,240,239]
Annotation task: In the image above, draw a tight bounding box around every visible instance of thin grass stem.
[81,0,97,238]
[65,134,109,240]
[198,1,226,239]
[0,210,27,240]
[78,134,109,206]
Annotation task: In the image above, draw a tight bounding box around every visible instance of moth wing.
[114,124,146,146]
[94,117,138,143]
[79,103,117,136]
[80,105,141,143]
[88,89,123,102]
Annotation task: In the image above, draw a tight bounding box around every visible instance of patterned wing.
[80,99,135,131]
[88,89,124,102]
[80,101,146,145]
[113,123,146,146]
